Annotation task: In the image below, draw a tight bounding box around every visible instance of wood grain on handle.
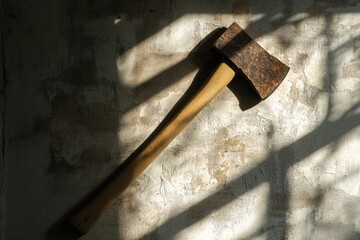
[70,62,236,233]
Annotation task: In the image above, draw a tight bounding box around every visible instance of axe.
[70,22,289,233]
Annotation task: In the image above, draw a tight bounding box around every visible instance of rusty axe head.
[213,22,289,99]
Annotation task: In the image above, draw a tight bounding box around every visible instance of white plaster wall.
[2,0,360,239]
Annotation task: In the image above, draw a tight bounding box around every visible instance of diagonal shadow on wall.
[3,0,359,239]
[46,1,359,239]
[140,105,360,239]
[140,8,360,239]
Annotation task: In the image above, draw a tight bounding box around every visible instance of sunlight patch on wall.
[172,182,270,239]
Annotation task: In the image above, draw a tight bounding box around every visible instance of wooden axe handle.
[70,62,235,233]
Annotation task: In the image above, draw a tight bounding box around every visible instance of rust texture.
[213,22,290,99]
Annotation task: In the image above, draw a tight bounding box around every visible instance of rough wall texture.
[2,0,360,239]
[1,0,7,238]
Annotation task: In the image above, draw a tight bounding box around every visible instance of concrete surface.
[1,0,360,239]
